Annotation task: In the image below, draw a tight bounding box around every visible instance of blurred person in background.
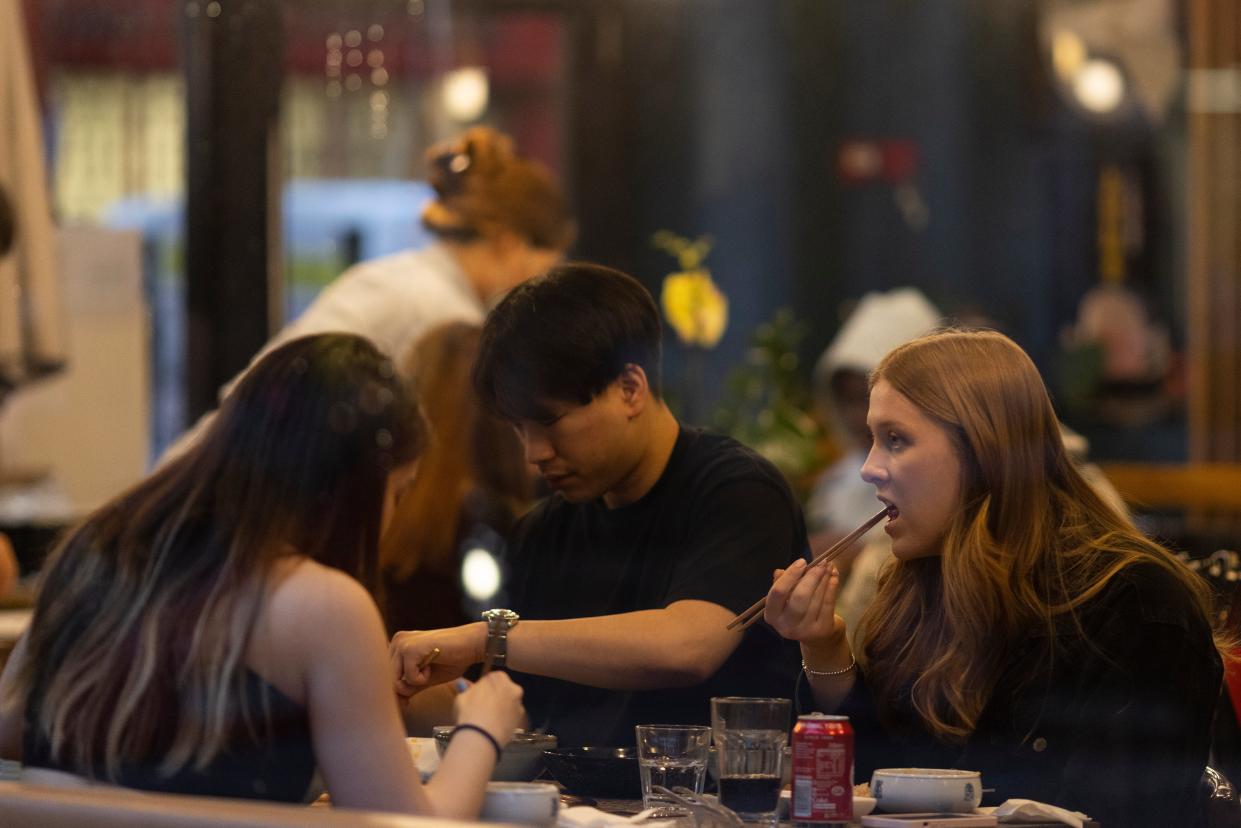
[807,288,941,631]
[163,126,574,462]
[766,329,1223,828]
[381,320,535,634]
[254,126,574,366]
[0,334,524,819]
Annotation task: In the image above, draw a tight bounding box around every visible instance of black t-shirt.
[502,427,807,747]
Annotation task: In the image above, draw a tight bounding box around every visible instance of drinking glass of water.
[635,724,712,815]
[710,697,791,827]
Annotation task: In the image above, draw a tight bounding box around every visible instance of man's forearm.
[504,601,741,690]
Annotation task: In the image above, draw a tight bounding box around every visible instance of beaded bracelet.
[802,654,856,677]
[449,723,503,762]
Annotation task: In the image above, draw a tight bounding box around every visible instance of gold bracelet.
[802,654,856,677]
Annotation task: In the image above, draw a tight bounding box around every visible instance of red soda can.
[791,713,853,825]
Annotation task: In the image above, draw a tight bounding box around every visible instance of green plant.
[712,309,826,495]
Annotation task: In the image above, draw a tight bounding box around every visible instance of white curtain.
[0,0,66,392]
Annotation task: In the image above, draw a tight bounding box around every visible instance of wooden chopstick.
[726,506,889,632]
[417,647,441,671]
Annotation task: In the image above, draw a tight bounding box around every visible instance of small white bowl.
[871,768,983,813]
[480,781,560,825]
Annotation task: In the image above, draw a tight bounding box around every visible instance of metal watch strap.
[481,609,519,674]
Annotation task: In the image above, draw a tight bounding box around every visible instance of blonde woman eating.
[765,329,1224,828]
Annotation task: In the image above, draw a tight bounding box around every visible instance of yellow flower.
[661,268,728,348]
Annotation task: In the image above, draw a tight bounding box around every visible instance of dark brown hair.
[8,334,424,781]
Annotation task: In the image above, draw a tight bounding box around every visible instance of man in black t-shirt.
[390,262,806,746]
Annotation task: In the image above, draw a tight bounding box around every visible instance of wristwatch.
[480,608,520,674]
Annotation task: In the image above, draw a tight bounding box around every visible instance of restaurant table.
[575,795,1100,827]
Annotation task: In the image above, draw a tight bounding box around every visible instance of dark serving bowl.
[541,747,642,800]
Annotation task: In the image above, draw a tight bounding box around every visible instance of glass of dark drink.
[710,697,791,827]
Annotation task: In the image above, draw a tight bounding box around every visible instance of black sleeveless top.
[24,670,317,802]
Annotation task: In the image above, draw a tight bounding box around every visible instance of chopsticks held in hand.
[417,647,441,671]
[726,506,889,632]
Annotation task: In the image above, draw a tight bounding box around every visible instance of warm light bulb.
[442,67,489,122]
[462,547,501,602]
[1073,58,1125,113]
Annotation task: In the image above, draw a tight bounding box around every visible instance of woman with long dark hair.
[765,329,1224,828]
[0,333,524,818]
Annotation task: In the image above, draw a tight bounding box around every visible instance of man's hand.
[389,623,487,697]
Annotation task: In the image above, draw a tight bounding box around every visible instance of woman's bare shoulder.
[265,557,382,637]
[249,557,387,701]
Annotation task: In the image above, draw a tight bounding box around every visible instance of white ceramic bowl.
[480,781,560,825]
[871,768,983,813]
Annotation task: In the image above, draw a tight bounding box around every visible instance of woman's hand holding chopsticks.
[727,507,887,631]
[766,559,858,708]
[763,558,846,647]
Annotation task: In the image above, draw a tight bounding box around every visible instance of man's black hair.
[473,262,663,421]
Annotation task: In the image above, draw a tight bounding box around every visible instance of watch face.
[483,609,520,626]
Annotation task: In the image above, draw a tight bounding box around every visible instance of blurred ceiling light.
[442,66,489,122]
[462,547,501,602]
[1073,58,1126,113]
[1051,30,1086,80]
[1040,0,1179,123]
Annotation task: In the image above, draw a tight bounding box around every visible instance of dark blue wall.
[573,0,1183,456]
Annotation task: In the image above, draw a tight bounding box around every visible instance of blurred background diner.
[381,319,535,634]
[1,0,1240,821]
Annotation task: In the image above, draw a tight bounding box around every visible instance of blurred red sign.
[836,139,919,184]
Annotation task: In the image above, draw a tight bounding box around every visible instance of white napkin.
[404,737,440,781]
[978,798,1090,827]
[558,806,677,828]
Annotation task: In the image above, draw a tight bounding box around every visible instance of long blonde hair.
[4,334,423,782]
[857,329,1218,742]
